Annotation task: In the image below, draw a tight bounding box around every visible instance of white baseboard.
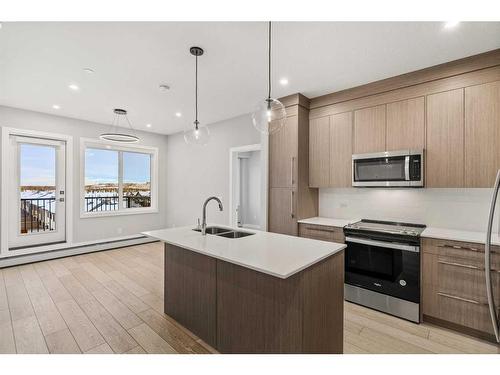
[0,236,158,268]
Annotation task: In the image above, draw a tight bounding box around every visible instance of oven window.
[354,156,406,182]
[345,241,403,281]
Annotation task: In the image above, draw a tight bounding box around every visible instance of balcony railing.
[20,196,152,234]
[85,195,151,212]
[20,198,56,234]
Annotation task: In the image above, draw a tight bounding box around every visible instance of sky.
[20,144,151,186]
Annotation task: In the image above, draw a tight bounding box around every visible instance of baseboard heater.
[0,235,158,268]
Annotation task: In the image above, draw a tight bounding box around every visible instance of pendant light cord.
[268,21,271,100]
[195,54,199,129]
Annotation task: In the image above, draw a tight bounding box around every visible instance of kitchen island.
[142,225,345,353]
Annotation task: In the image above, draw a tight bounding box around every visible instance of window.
[81,140,157,217]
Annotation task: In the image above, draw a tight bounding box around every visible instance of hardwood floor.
[0,242,498,354]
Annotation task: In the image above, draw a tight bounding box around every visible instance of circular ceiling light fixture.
[68,83,80,91]
[175,112,182,118]
[52,104,61,110]
[100,108,139,143]
[251,22,286,135]
[183,46,210,146]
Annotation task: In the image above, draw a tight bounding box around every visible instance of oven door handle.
[345,236,419,253]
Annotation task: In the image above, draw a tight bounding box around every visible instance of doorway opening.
[229,144,264,230]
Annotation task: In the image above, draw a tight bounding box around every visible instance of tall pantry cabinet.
[268,94,318,235]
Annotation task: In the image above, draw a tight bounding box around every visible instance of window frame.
[80,138,159,218]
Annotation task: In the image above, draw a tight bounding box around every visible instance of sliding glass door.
[8,135,66,250]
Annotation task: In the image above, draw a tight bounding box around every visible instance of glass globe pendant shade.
[251,97,286,135]
[183,121,210,146]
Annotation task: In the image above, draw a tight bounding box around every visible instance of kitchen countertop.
[142,225,346,279]
[297,216,500,246]
[421,227,500,246]
[297,216,359,228]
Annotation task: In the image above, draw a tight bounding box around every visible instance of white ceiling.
[1,22,499,135]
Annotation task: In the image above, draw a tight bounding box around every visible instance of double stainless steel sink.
[193,226,254,239]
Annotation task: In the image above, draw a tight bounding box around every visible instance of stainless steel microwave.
[352,150,424,187]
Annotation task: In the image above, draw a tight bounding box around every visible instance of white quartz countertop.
[421,227,500,246]
[297,217,359,228]
[142,225,345,279]
[296,216,500,246]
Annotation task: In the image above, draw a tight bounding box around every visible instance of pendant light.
[100,108,139,143]
[251,21,286,135]
[184,46,210,145]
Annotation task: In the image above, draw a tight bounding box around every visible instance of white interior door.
[8,135,66,250]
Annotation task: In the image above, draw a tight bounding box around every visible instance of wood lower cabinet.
[298,223,344,243]
[465,80,500,187]
[386,97,425,151]
[269,187,297,236]
[353,104,386,154]
[422,238,500,340]
[426,89,465,187]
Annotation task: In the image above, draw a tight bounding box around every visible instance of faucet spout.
[201,196,224,235]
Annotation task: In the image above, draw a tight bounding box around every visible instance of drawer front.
[436,292,498,334]
[422,251,500,336]
[437,256,500,304]
[298,223,344,243]
[422,238,500,269]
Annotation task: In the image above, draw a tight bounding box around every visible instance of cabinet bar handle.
[437,260,483,270]
[290,157,295,185]
[437,292,481,305]
[437,244,481,252]
[290,190,294,218]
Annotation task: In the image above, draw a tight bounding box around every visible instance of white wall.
[319,188,497,232]
[0,105,169,244]
[165,114,261,228]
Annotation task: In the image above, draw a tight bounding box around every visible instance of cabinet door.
[353,105,386,154]
[426,89,464,187]
[386,97,425,151]
[330,112,353,187]
[309,116,330,187]
[268,188,297,236]
[269,115,298,188]
[465,81,500,187]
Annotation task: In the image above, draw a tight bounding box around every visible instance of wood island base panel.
[164,243,345,353]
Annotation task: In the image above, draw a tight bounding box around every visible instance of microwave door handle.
[404,156,410,181]
[485,169,500,343]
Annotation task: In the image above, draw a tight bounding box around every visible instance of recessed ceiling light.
[159,84,170,92]
[83,68,95,74]
[444,21,460,29]
[68,84,79,91]
[52,104,60,110]
[175,112,182,118]
[146,123,152,128]
[279,78,289,85]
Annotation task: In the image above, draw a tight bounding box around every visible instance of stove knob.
[399,280,407,287]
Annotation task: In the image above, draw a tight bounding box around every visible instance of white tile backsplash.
[319,188,497,232]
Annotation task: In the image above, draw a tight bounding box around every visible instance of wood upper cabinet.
[465,81,500,187]
[353,105,386,154]
[330,112,353,187]
[269,115,298,188]
[309,116,330,187]
[426,89,464,187]
[386,97,425,151]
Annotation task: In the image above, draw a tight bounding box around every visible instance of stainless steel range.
[343,219,426,323]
